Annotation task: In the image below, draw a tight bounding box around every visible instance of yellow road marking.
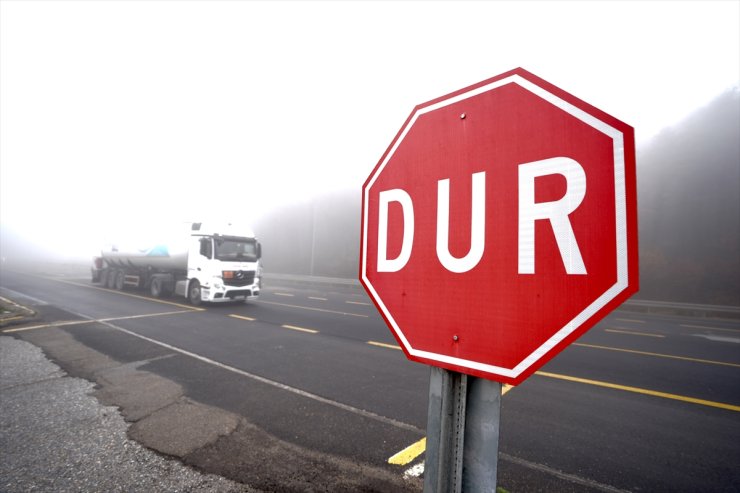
[282,324,318,334]
[388,368,739,466]
[573,342,740,368]
[229,314,256,322]
[681,324,740,334]
[0,295,37,311]
[346,301,371,306]
[99,310,195,321]
[0,315,24,323]
[274,292,294,297]
[309,297,327,301]
[535,371,740,412]
[388,437,426,465]
[389,382,514,465]
[615,318,645,323]
[3,319,97,333]
[605,328,664,338]
[2,310,195,333]
[52,279,204,311]
[256,300,368,318]
[368,341,402,350]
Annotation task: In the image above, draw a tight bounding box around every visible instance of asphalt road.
[1,266,739,492]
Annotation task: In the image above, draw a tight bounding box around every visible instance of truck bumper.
[201,285,260,303]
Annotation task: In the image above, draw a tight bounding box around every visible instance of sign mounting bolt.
[460,113,466,120]
[453,335,459,342]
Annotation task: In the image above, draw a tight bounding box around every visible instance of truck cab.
[177,222,262,305]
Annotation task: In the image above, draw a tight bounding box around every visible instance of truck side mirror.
[199,238,212,259]
[256,242,262,260]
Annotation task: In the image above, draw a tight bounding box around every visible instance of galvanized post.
[424,366,502,493]
[424,366,467,492]
[462,375,502,491]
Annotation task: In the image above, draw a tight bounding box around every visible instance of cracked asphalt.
[0,292,421,493]
[0,335,256,493]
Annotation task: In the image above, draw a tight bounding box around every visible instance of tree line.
[256,87,739,305]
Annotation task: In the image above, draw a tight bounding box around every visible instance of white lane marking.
[691,334,740,344]
[274,292,295,297]
[500,453,630,493]
[682,324,740,334]
[0,289,48,306]
[346,301,371,306]
[605,328,664,338]
[255,300,368,318]
[50,278,204,311]
[94,318,423,434]
[309,297,327,301]
[400,454,629,492]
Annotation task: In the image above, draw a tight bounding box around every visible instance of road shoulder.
[9,324,423,491]
[0,335,254,492]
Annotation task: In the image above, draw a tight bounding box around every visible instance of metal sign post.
[424,366,502,492]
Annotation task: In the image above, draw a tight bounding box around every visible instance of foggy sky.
[251,87,740,306]
[1,1,738,268]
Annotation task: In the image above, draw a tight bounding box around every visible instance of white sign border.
[361,74,629,380]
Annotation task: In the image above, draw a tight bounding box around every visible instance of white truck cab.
[93,221,262,306]
[177,222,262,305]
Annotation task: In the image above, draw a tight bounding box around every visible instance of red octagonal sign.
[360,68,638,385]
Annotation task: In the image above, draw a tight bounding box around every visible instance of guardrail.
[263,273,361,290]
[263,273,740,320]
[620,299,740,319]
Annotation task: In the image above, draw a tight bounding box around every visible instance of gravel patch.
[0,336,257,492]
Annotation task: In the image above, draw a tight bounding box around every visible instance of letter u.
[436,172,486,273]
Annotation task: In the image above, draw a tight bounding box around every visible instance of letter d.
[377,189,414,272]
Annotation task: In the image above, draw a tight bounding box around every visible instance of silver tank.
[100,238,190,271]
[99,221,255,272]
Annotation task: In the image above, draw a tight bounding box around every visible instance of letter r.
[518,157,587,275]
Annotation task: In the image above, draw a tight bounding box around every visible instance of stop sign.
[360,68,638,385]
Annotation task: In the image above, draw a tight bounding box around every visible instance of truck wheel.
[114,271,125,290]
[150,277,163,298]
[188,280,202,306]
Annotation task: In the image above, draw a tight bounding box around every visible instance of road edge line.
[536,371,740,412]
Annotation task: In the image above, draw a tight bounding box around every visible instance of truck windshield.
[213,236,259,262]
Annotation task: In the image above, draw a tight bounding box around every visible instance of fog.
[1,1,738,305]
[251,87,740,305]
[637,88,739,305]
[255,191,361,279]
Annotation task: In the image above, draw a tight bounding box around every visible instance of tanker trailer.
[91,222,262,305]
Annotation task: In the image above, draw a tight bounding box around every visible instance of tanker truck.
[91,222,262,305]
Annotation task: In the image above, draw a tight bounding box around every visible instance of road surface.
[1,266,738,491]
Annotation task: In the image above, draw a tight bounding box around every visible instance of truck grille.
[224,270,255,287]
[226,289,252,299]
